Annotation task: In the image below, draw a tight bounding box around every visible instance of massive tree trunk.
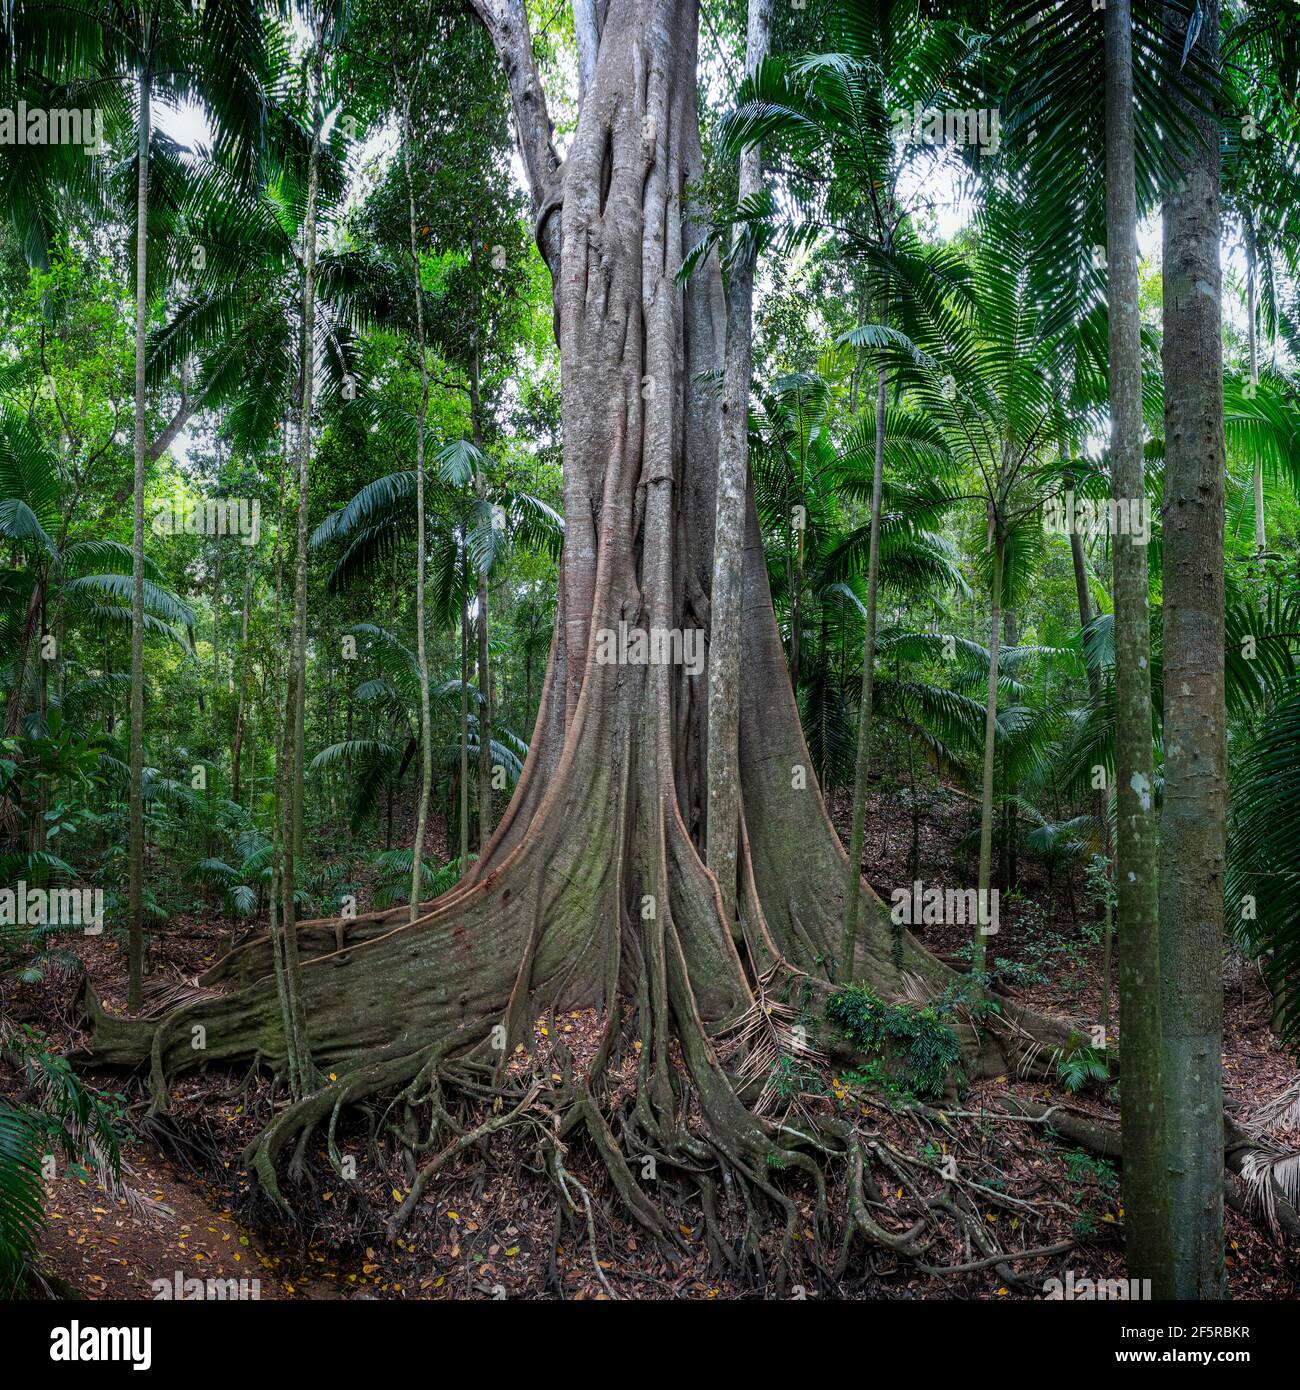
[1105,0,1171,1295]
[86,0,1072,1244]
[1159,0,1228,1301]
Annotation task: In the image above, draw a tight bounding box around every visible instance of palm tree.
[0,401,193,740]
[1159,0,1230,1300]
[311,443,561,863]
[17,0,268,1012]
[747,374,967,756]
[876,187,1098,974]
[711,3,974,980]
[393,61,435,923]
[1102,0,1170,1290]
[994,0,1213,1292]
[1220,1,1300,556]
[307,622,526,870]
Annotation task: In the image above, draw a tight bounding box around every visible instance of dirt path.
[37,1137,345,1301]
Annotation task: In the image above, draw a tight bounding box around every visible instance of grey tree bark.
[1071,525,1113,1032]
[972,524,1003,974]
[459,583,470,867]
[1245,226,1264,553]
[1106,0,1171,1294]
[839,354,888,982]
[277,15,326,1094]
[707,0,771,930]
[466,351,493,849]
[1159,0,1228,1301]
[231,558,252,805]
[128,72,151,1015]
[401,89,435,921]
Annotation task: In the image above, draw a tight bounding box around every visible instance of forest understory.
[7,783,1296,1302]
[3,0,1299,1322]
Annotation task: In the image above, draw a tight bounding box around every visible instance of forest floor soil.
[6,790,1297,1299]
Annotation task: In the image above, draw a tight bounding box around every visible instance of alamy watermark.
[1044,491,1150,545]
[1,103,106,153]
[594,621,705,677]
[889,880,999,934]
[0,881,103,934]
[49,1323,151,1370]
[890,102,1001,156]
[151,496,261,546]
[1043,1270,1151,1301]
[152,1270,261,1300]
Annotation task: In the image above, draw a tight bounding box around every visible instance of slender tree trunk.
[1071,526,1114,1032]
[1001,603,1019,892]
[468,359,493,849]
[839,355,888,982]
[476,568,491,847]
[33,594,49,861]
[232,560,252,802]
[213,543,222,695]
[1245,226,1264,553]
[706,0,771,928]
[1159,0,1228,1301]
[268,409,301,1096]
[402,94,434,921]
[459,580,470,867]
[1106,0,1171,1294]
[128,72,151,1015]
[279,20,326,1094]
[973,528,1003,973]
[3,577,42,737]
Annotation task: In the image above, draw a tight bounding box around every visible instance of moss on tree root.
[80,0,1083,1279]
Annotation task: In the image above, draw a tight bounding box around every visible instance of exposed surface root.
[78,85,1081,1275]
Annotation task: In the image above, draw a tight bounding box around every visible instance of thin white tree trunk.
[402,94,434,921]
[706,0,771,926]
[1246,228,1264,553]
[839,354,888,982]
[128,72,151,1015]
